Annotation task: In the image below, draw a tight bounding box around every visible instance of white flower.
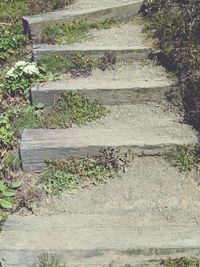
[15,61,27,68]
[23,64,40,76]
[6,67,16,78]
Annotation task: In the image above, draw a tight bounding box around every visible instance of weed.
[38,53,117,77]
[0,27,26,65]
[0,179,22,210]
[30,253,63,267]
[38,54,101,77]
[166,146,197,172]
[39,148,130,194]
[37,92,109,128]
[161,257,200,267]
[39,168,78,194]
[41,19,113,45]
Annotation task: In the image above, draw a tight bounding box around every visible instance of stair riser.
[31,86,169,107]
[23,1,143,41]
[33,47,151,61]
[21,144,184,172]
[1,248,200,267]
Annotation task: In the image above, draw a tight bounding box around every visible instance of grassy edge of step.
[22,0,143,40]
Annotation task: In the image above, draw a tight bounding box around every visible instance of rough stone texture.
[1,213,200,267]
[23,0,143,40]
[31,61,172,106]
[20,104,197,172]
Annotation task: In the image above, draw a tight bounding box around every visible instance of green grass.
[0,0,75,68]
[0,0,74,25]
[161,257,200,267]
[41,19,114,45]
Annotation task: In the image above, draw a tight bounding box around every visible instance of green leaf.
[11,180,22,189]
[0,199,13,209]
[0,181,6,192]
[3,189,16,197]
[35,102,44,109]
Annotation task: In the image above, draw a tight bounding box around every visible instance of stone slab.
[20,125,197,172]
[1,214,200,266]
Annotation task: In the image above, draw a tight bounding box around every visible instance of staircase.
[1,0,199,266]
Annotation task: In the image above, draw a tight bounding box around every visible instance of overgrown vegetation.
[0,0,75,67]
[0,0,74,24]
[142,0,200,129]
[38,52,117,77]
[37,92,109,128]
[166,145,199,172]
[161,257,200,267]
[42,19,113,45]
[39,148,130,194]
[0,0,113,217]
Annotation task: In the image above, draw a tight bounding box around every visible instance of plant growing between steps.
[41,19,114,45]
[39,148,130,194]
[37,92,109,128]
[166,145,199,172]
[38,52,117,78]
[30,253,65,267]
[161,257,200,267]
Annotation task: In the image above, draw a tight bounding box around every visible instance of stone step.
[23,0,143,41]
[32,23,151,61]
[20,104,197,171]
[1,214,200,267]
[31,61,172,107]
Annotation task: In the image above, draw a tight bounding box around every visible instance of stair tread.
[33,21,150,49]
[23,0,143,25]
[32,61,171,91]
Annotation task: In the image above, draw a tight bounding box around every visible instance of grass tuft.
[30,253,63,267]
